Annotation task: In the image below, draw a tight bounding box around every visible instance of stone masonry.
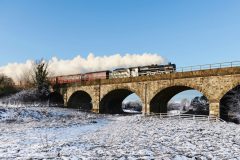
[53,67,240,117]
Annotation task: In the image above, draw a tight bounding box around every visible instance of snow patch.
[0,107,239,159]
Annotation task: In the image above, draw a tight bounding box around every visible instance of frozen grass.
[0,106,239,159]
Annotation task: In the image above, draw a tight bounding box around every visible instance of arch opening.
[100,89,142,114]
[49,92,64,107]
[67,91,92,111]
[220,85,240,123]
[150,86,209,115]
[122,93,142,114]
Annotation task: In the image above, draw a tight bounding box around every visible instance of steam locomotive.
[49,63,176,85]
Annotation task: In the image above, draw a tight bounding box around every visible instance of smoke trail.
[0,53,165,83]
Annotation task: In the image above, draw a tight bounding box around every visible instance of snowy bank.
[0,107,239,159]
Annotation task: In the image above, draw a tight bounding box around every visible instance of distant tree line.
[0,59,50,102]
[168,96,209,115]
[122,101,142,112]
[167,90,240,124]
[190,96,209,115]
[0,74,18,97]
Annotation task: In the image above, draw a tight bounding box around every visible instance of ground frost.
[0,107,239,159]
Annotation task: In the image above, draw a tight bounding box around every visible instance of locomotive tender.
[49,63,176,85]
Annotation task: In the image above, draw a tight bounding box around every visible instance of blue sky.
[0,0,240,67]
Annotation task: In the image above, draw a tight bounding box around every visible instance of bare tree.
[180,98,190,110]
[18,69,35,88]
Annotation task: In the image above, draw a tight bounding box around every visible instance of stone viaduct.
[50,67,240,117]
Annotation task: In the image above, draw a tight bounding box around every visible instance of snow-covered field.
[0,106,239,160]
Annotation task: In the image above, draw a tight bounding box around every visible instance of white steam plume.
[0,53,165,84]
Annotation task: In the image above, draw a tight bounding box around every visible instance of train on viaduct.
[48,62,240,118]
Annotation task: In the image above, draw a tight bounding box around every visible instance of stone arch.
[49,91,64,107]
[149,82,208,103]
[149,85,209,113]
[218,82,240,102]
[100,86,143,114]
[220,83,240,122]
[67,90,93,111]
[101,85,144,102]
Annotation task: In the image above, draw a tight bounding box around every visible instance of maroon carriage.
[48,70,111,85]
